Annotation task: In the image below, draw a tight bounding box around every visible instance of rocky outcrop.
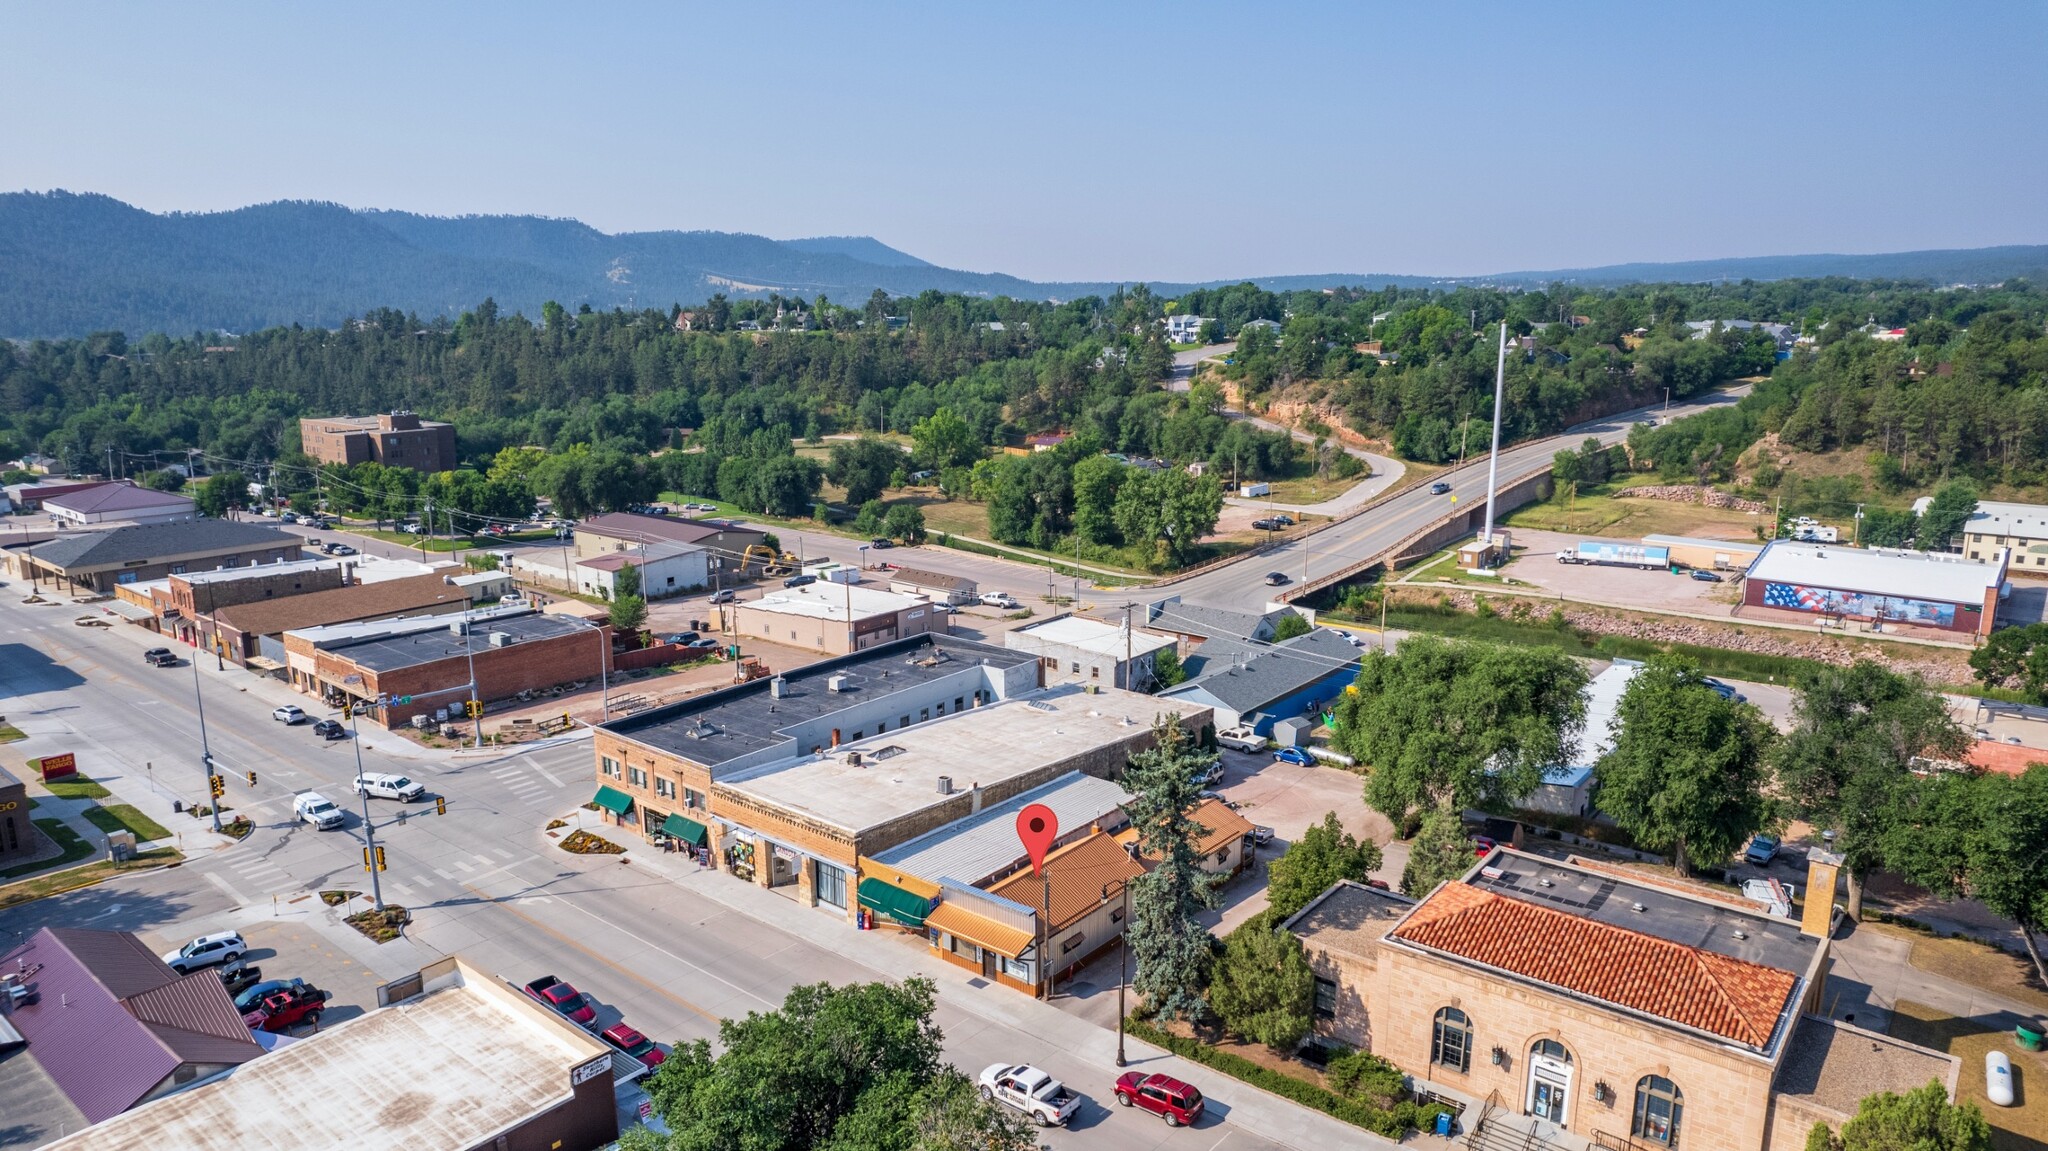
[1612,485,1768,513]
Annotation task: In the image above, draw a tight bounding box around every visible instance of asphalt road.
[0,595,1326,1151]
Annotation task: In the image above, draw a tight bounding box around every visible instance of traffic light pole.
[346,705,385,912]
[191,661,223,832]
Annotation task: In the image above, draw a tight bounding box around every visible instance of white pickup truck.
[293,791,345,831]
[1216,725,1265,753]
[977,1063,1080,1127]
[980,591,1021,610]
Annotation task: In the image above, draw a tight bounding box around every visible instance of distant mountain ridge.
[1,190,2042,338]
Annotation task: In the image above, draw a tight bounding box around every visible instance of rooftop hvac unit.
[827,674,849,693]
[412,714,432,730]
[770,676,787,699]
[449,620,468,636]
[936,775,952,795]
[487,632,513,647]
[846,751,863,767]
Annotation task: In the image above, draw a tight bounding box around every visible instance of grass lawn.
[1894,929,2048,1015]
[0,722,25,744]
[1241,473,1373,507]
[0,847,181,911]
[41,773,110,800]
[1888,999,2048,1151]
[1503,484,1767,540]
[0,819,92,880]
[80,803,173,843]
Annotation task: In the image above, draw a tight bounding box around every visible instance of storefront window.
[815,861,848,909]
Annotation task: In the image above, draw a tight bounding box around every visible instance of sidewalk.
[609,822,1419,1151]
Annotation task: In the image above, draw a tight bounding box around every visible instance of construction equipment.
[741,545,801,577]
[733,656,771,684]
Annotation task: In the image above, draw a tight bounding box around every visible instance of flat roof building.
[1961,499,2048,571]
[298,411,456,474]
[1740,539,2007,638]
[731,581,947,654]
[886,567,979,605]
[210,572,471,669]
[39,956,619,1151]
[1004,612,1178,692]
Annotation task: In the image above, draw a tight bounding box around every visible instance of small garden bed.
[223,816,254,840]
[320,889,361,906]
[559,829,625,855]
[545,818,568,830]
[0,722,26,744]
[345,905,410,942]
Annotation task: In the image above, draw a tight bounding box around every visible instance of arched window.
[1532,1038,1569,1062]
[1430,1007,1472,1072]
[1632,1076,1683,1145]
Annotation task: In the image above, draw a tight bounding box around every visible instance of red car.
[601,1022,666,1069]
[241,985,329,1033]
[1114,1072,1205,1127]
[523,975,598,1029]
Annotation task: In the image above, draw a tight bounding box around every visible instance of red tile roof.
[1390,881,1797,1049]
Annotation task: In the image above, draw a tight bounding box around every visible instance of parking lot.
[1448,526,1749,616]
[140,914,388,1036]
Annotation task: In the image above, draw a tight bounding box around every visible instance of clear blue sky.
[6,1,2043,283]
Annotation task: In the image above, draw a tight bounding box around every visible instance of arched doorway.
[1525,1038,1572,1126]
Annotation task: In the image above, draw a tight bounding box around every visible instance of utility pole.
[1479,322,1508,562]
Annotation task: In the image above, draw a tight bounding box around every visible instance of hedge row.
[1124,1018,1449,1139]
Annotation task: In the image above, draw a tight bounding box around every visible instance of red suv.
[1114,1072,1205,1127]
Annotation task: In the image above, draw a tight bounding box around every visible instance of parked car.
[1272,514,1295,526]
[601,1023,667,1069]
[1689,569,1723,582]
[869,537,894,549]
[294,791,345,830]
[1703,678,1746,703]
[331,544,357,556]
[979,1064,1080,1127]
[243,985,329,1033]
[1273,746,1314,767]
[272,705,307,725]
[1251,518,1280,531]
[233,977,308,1014]
[523,976,598,1029]
[783,574,817,588]
[353,772,424,802]
[1430,482,1453,495]
[664,632,701,646]
[1251,825,1276,846]
[143,647,178,667]
[1744,835,1780,865]
[1114,1072,1205,1127]
[216,959,264,997]
[312,718,347,740]
[980,591,1022,610]
[1216,725,1264,753]
[161,931,246,973]
[1190,759,1225,787]
[683,638,722,652]
[1264,571,1289,586]
[708,588,736,604]
[1471,835,1498,857]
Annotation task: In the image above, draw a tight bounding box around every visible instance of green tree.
[1266,812,1383,920]
[1597,657,1777,874]
[636,978,991,1151]
[1071,454,1128,545]
[1401,801,1474,897]
[1113,469,1222,567]
[1885,766,2048,986]
[1124,717,1219,1021]
[138,468,185,492]
[812,1069,1035,1151]
[853,499,887,536]
[827,436,903,506]
[1206,911,1315,1050]
[1152,647,1188,689]
[1915,479,1977,552]
[910,407,982,471]
[613,560,643,601]
[1272,612,1312,641]
[1806,1081,1991,1151]
[1772,661,1967,919]
[1333,635,1588,823]
[194,470,248,518]
[610,594,648,636]
[1968,622,2048,702]
[1858,506,1916,548]
[882,503,926,544]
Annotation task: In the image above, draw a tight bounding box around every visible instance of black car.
[1251,518,1279,531]
[664,632,701,646]
[1430,482,1453,495]
[783,574,817,588]
[311,719,348,740]
[1264,572,1290,587]
[1272,514,1295,526]
[869,538,894,549]
[143,648,178,667]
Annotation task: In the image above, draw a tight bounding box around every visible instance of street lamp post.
[190,661,223,833]
[1101,879,1131,1066]
[344,702,386,913]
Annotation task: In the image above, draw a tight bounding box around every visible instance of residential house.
[1157,627,1361,735]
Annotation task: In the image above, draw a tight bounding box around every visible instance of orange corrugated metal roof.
[986,832,1145,931]
[1114,798,1255,862]
[1390,882,1797,1049]
[924,901,1036,958]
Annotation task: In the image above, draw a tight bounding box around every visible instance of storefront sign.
[572,1055,611,1086]
[31,753,77,782]
[0,801,17,813]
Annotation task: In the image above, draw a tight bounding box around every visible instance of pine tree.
[1123,716,1219,1021]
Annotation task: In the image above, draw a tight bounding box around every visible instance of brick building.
[730,582,947,655]
[20,521,302,594]
[298,411,457,473]
[1285,853,1958,1150]
[287,609,610,728]
[590,636,1205,931]
[1740,540,2008,639]
[209,572,471,668]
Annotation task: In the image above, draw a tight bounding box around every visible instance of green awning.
[592,785,634,816]
[662,813,708,847]
[858,878,931,928]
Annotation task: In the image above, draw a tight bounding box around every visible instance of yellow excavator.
[741,544,801,577]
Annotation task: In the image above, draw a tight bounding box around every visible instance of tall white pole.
[1480,321,1508,551]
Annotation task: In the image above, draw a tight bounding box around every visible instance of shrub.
[1326,1048,1406,1104]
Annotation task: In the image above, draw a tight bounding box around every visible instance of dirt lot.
[1504,487,1769,539]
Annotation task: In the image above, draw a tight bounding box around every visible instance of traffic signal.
[466,700,482,718]
[435,796,447,817]
[245,770,257,787]
[361,846,373,872]
[209,774,225,798]
[374,846,386,872]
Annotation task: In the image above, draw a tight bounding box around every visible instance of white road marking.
[491,847,514,860]
[433,867,456,880]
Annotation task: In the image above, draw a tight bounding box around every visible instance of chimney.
[830,727,840,749]
[1802,849,1843,938]
[969,782,982,813]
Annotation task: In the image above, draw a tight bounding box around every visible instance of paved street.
[0,590,1378,1151]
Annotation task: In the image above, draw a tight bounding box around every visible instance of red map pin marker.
[1017,803,1059,876]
